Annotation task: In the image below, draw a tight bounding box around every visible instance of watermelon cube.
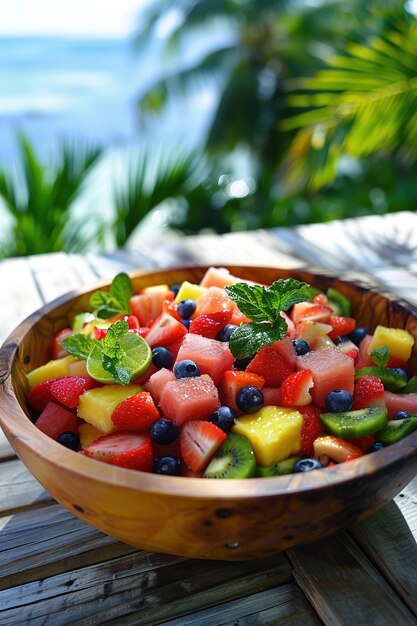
[130,291,167,326]
[159,376,220,426]
[145,313,187,348]
[174,333,235,384]
[145,368,176,405]
[384,390,417,419]
[297,347,354,408]
[35,401,79,440]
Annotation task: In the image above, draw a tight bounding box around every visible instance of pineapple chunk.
[78,384,142,434]
[369,325,414,362]
[26,355,77,389]
[174,281,206,303]
[79,423,104,449]
[232,406,303,466]
[141,284,170,293]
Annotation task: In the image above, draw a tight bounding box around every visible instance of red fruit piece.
[174,333,235,385]
[246,344,295,386]
[384,390,417,419]
[189,310,233,339]
[297,347,354,408]
[180,420,227,473]
[50,376,99,409]
[328,315,356,340]
[52,327,72,360]
[218,370,264,414]
[84,431,154,471]
[299,405,322,457]
[111,392,160,432]
[346,434,376,452]
[353,375,385,410]
[35,401,79,440]
[281,370,314,407]
[145,368,176,405]
[159,376,220,427]
[313,293,328,305]
[130,291,169,326]
[145,313,188,348]
[27,379,55,413]
[290,302,333,325]
[336,338,359,365]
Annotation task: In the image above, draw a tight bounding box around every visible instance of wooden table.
[1,212,417,625]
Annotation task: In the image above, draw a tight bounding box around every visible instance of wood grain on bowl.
[1,265,417,561]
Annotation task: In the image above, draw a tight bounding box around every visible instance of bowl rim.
[1,263,417,501]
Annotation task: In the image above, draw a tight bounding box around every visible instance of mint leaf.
[371,346,390,368]
[229,319,288,360]
[89,273,132,319]
[62,334,98,360]
[225,283,277,324]
[268,278,312,312]
[100,321,129,358]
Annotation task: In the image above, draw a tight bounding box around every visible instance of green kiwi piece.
[320,406,388,438]
[257,457,300,477]
[398,376,417,394]
[326,287,351,316]
[376,417,417,445]
[203,434,256,479]
[355,366,408,392]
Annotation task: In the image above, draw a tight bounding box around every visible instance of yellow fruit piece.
[79,423,104,450]
[78,384,142,434]
[232,406,303,467]
[174,281,206,303]
[369,325,414,362]
[26,355,77,389]
[141,284,170,293]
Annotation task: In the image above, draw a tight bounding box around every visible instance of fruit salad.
[25,267,417,478]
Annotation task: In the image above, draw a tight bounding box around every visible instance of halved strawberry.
[299,405,323,456]
[345,433,376,452]
[312,293,328,305]
[328,315,356,340]
[290,302,332,325]
[145,313,188,348]
[111,391,160,432]
[27,379,55,413]
[50,376,100,409]
[180,420,227,473]
[280,311,295,336]
[52,328,73,360]
[246,345,295,387]
[219,370,265,414]
[353,375,385,410]
[84,431,154,471]
[35,401,79,440]
[281,370,314,407]
[189,310,233,339]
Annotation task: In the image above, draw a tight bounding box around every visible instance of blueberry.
[216,324,238,342]
[152,346,174,370]
[293,458,323,472]
[369,442,384,453]
[393,411,411,420]
[181,319,191,330]
[388,368,409,382]
[177,299,196,320]
[150,418,179,445]
[174,359,200,378]
[233,356,253,370]
[207,406,237,432]
[56,431,80,451]
[348,326,370,347]
[325,389,353,413]
[153,456,182,476]
[236,386,264,413]
[169,284,180,297]
[292,339,311,356]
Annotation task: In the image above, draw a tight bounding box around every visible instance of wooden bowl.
[1,266,417,561]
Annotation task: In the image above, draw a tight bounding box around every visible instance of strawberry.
[353,375,385,410]
[52,327,73,360]
[145,313,188,348]
[93,327,108,340]
[124,314,140,329]
[246,345,295,387]
[281,370,314,407]
[328,315,356,340]
[27,379,55,413]
[299,405,323,456]
[346,433,376,453]
[313,293,328,305]
[180,420,227,473]
[290,302,333,325]
[50,376,99,409]
[189,310,233,339]
[111,391,160,432]
[84,431,154,471]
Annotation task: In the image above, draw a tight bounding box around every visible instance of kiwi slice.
[326,287,351,316]
[355,366,408,392]
[203,434,256,479]
[257,457,300,477]
[320,406,388,438]
[376,417,417,445]
[399,376,417,394]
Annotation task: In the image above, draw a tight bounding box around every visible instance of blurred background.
[1,0,417,258]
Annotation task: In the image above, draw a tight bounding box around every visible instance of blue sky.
[0,0,148,37]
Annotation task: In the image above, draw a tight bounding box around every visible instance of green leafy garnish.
[225,278,312,359]
[89,272,133,319]
[371,346,390,368]
[62,333,98,360]
[97,321,133,384]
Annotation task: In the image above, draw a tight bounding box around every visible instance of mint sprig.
[371,346,390,368]
[225,278,311,359]
[62,333,98,360]
[89,272,133,319]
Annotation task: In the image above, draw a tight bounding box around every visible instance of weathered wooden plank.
[156,584,321,626]
[85,252,138,279]
[0,459,52,516]
[0,434,15,462]
[287,532,417,626]
[0,552,291,626]
[27,252,82,303]
[0,504,137,591]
